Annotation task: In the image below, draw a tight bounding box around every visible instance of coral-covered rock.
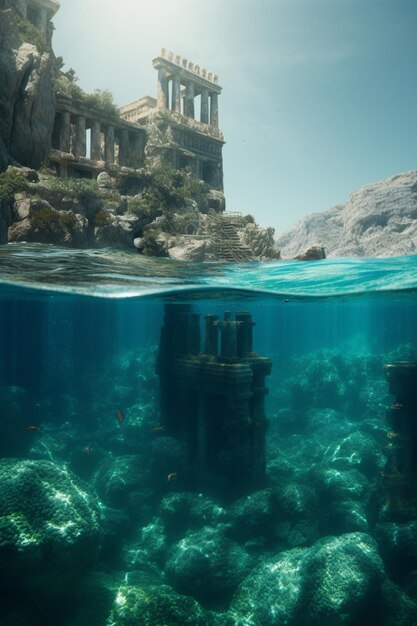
[165,526,253,608]
[0,459,101,599]
[107,584,207,626]
[231,532,385,626]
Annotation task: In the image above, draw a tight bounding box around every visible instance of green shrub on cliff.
[127,163,205,230]
[55,76,120,119]
[0,170,28,211]
[47,177,99,202]
[16,16,49,54]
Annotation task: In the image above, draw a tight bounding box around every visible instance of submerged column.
[204,314,219,356]
[74,115,86,158]
[381,361,417,521]
[184,81,195,119]
[90,121,101,161]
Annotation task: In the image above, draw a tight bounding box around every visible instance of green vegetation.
[31,207,77,230]
[0,170,28,212]
[16,16,48,54]
[47,177,100,203]
[94,209,112,227]
[127,163,206,231]
[55,76,120,119]
[141,229,168,257]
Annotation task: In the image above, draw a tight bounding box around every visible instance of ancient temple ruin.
[50,95,147,179]
[15,0,59,46]
[157,305,271,498]
[119,49,225,190]
[49,47,225,196]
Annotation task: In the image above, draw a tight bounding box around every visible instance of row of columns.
[157,69,219,128]
[57,112,144,167]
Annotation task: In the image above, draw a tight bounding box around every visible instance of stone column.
[201,88,209,124]
[204,315,219,356]
[74,115,86,159]
[171,74,181,113]
[129,132,144,167]
[90,121,101,161]
[210,93,219,128]
[157,67,169,109]
[119,129,129,166]
[105,125,115,163]
[184,81,195,119]
[59,111,71,153]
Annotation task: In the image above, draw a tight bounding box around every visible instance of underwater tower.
[157,304,272,498]
[381,361,417,521]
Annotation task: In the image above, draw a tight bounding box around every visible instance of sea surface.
[1,242,417,626]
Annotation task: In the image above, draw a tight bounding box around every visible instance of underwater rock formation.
[0,459,101,602]
[165,525,253,608]
[107,584,208,626]
[231,532,384,625]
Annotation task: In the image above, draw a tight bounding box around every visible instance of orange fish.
[24,425,40,432]
[116,409,124,423]
[152,425,165,433]
[167,472,177,482]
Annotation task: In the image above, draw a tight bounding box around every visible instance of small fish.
[116,409,124,423]
[391,403,404,410]
[85,444,93,456]
[167,472,177,482]
[24,425,40,432]
[387,431,399,440]
[283,299,289,303]
[152,425,165,433]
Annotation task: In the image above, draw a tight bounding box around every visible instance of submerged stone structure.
[157,304,271,498]
[120,49,225,191]
[381,361,417,521]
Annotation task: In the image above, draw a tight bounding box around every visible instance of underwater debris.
[157,304,272,498]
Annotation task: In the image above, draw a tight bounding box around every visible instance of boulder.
[0,459,101,600]
[294,245,326,261]
[231,532,385,625]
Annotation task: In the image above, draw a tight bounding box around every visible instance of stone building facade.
[119,49,225,191]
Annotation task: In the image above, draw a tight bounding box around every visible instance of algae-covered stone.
[231,532,384,625]
[165,526,253,607]
[107,584,207,625]
[0,459,101,598]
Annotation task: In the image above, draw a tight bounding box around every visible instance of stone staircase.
[209,212,254,262]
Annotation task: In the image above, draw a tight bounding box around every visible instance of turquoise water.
[1,243,417,625]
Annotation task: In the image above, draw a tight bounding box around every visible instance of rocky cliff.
[276,170,417,258]
[0,3,55,171]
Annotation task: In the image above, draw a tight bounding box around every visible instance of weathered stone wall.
[0,3,55,172]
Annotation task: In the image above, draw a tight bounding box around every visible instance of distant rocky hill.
[276,170,417,258]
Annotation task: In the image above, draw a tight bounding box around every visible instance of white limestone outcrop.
[276,170,417,258]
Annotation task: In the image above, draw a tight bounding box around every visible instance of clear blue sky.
[53,0,417,233]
